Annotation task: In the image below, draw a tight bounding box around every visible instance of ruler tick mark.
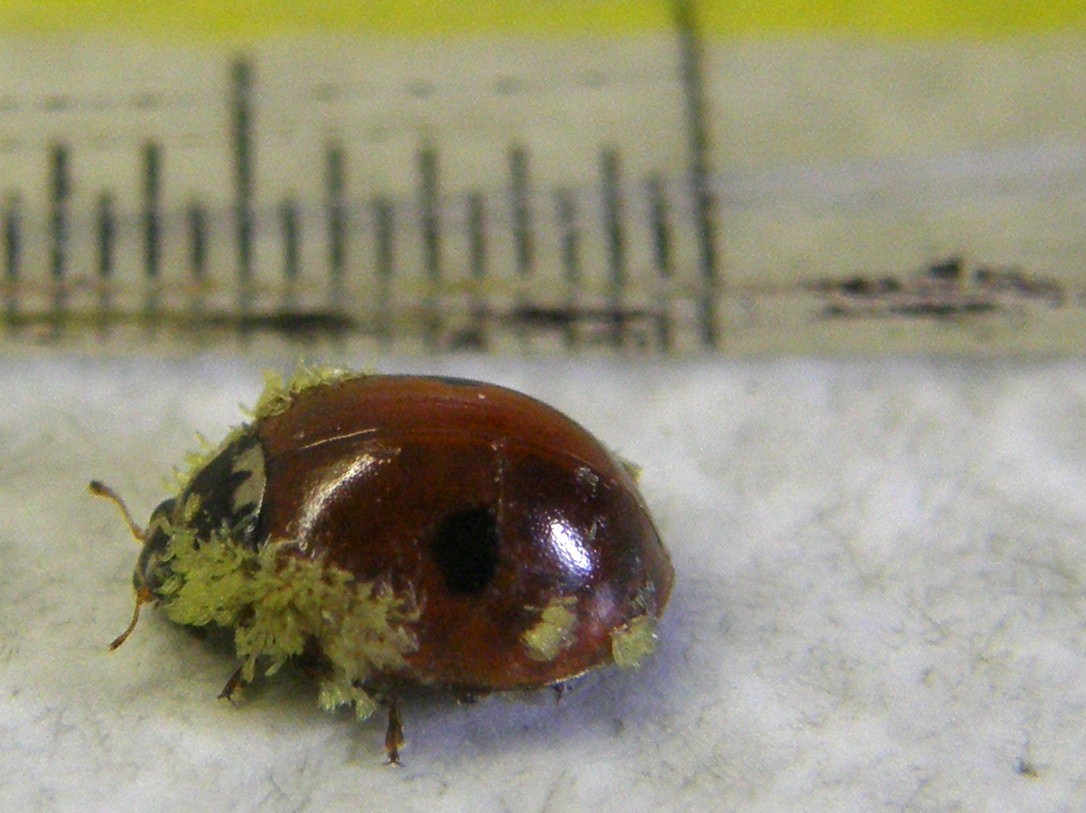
[142,142,162,280]
[187,201,208,280]
[3,194,20,283]
[326,141,346,299]
[673,0,721,349]
[372,195,395,344]
[647,176,674,352]
[279,196,301,317]
[555,187,581,350]
[466,191,489,350]
[647,177,672,279]
[186,200,208,330]
[601,147,626,348]
[96,192,115,279]
[3,194,20,332]
[95,192,115,334]
[510,145,533,277]
[49,143,70,282]
[418,145,441,348]
[46,143,71,336]
[230,57,255,327]
[281,198,300,283]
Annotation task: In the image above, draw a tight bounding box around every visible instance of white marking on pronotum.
[230,440,266,514]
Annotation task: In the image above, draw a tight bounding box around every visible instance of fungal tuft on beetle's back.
[92,368,674,764]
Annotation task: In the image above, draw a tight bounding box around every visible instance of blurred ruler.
[2,2,1086,355]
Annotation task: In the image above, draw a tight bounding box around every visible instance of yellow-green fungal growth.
[521,596,579,662]
[153,506,418,719]
[318,678,379,721]
[169,364,358,494]
[250,363,358,421]
[610,615,658,668]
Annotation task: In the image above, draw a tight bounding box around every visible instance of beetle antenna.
[89,480,147,542]
[110,586,153,650]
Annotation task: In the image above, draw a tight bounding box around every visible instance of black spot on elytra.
[429,507,499,594]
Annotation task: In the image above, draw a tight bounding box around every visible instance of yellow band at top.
[2,0,1085,42]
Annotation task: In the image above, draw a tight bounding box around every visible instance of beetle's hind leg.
[382,692,405,765]
[218,665,248,704]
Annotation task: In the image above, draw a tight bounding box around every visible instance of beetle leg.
[454,689,483,705]
[217,665,247,704]
[384,694,405,766]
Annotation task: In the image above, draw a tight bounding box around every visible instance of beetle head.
[134,497,177,596]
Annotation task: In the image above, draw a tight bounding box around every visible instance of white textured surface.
[2,355,1085,812]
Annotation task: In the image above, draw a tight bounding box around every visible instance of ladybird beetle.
[92,367,673,762]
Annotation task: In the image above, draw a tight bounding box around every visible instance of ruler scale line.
[418,145,441,349]
[325,141,346,305]
[555,187,581,351]
[48,142,70,335]
[187,201,208,282]
[601,147,627,349]
[95,192,114,334]
[509,144,533,350]
[466,190,488,351]
[4,194,20,330]
[280,196,300,316]
[141,141,162,326]
[95,192,114,279]
[48,143,69,283]
[186,200,208,332]
[647,175,674,352]
[648,177,672,281]
[4,194,20,283]
[510,145,532,278]
[281,197,300,284]
[372,195,395,345]
[230,58,255,326]
[673,0,721,350]
[141,142,161,280]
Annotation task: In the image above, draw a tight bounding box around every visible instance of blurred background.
[2,1,1084,356]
